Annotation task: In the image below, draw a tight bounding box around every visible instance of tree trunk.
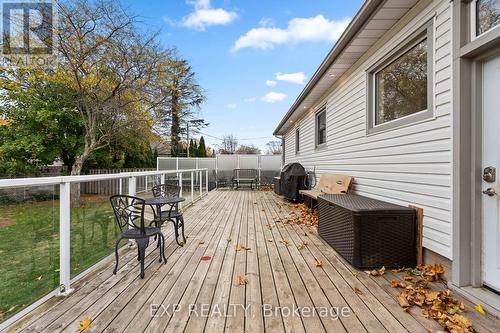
[70,146,92,203]
[170,86,181,157]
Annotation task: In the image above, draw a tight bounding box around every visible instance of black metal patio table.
[144,196,186,246]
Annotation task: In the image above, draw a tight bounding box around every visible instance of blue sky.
[121,0,364,152]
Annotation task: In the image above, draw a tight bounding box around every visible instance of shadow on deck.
[4,190,499,333]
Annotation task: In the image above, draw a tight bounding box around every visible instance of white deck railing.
[0,168,209,299]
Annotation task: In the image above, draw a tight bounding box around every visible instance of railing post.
[128,176,137,234]
[59,182,73,295]
[191,171,194,203]
[161,173,165,185]
[205,169,209,195]
[215,157,218,188]
[179,172,183,209]
[129,176,136,196]
[119,178,122,195]
[199,170,202,199]
[258,156,262,187]
[145,176,148,193]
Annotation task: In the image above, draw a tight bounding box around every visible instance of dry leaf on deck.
[353,287,363,295]
[315,259,323,267]
[267,238,273,242]
[78,318,92,332]
[474,303,486,315]
[236,245,250,251]
[297,241,308,250]
[398,293,410,307]
[198,241,205,245]
[280,239,289,246]
[237,275,249,285]
[390,280,407,288]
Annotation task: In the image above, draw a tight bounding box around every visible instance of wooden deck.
[5,190,499,333]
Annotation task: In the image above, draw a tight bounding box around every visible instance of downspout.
[274,134,284,167]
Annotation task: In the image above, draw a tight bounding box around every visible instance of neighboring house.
[274,0,500,311]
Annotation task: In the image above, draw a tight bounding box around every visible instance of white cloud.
[265,80,277,87]
[232,15,351,52]
[244,97,256,103]
[181,0,238,31]
[261,92,287,103]
[226,103,237,109]
[276,72,306,85]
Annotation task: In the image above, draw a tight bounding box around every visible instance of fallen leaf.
[315,259,323,267]
[236,245,251,251]
[267,238,273,242]
[474,303,486,315]
[198,241,205,245]
[404,275,414,281]
[78,318,92,332]
[398,293,410,307]
[297,241,308,250]
[201,256,211,261]
[237,275,249,285]
[390,280,407,288]
[353,287,363,295]
[280,239,289,246]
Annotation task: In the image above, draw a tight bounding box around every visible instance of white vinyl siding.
[283,0,453,259]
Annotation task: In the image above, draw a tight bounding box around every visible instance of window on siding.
[367,21,433,134]
[476,0,500,36]
[315,108,326,146]
[295,127,300,154]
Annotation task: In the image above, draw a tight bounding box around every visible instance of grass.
[0,195,121,322]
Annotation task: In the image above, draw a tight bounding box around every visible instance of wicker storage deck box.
[318,194,416,269]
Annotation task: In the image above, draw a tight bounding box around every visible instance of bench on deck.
[299,173,353,205]
[232,168,258,189]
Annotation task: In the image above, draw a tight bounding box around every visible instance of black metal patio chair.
[151,184,186,246]
[110,195,167,278]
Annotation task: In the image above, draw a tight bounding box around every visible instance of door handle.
[482,188,497,196]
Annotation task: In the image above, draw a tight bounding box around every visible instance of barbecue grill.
[279,163,307,202]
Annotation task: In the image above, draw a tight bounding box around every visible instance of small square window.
[295,127,300,154]
[316,108,326,146]
[476,0,500,36]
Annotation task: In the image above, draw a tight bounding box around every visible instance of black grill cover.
[280,163,307,202]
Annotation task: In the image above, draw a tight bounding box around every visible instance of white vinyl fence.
[157,155,282,188]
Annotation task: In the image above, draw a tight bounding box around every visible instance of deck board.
[4,190,499,333]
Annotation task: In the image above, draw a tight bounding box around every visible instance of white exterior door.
[482,54,500,292]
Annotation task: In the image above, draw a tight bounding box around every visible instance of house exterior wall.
[283,0,454,259]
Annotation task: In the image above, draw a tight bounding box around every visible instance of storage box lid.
[319,194,414,213]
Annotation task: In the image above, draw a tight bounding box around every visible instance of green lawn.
[0,196,121,322]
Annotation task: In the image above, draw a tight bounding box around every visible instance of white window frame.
[315,107,327,148]
[470,0,500,40]
[366,20,434,134]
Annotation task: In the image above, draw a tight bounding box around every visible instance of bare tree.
[266,140,282,155]
[219,134,238,154]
